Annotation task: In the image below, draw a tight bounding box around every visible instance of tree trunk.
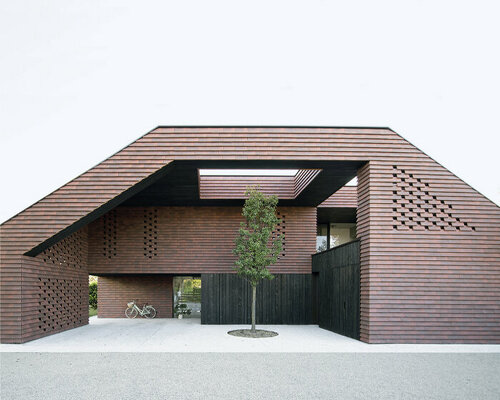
[251,284,256,333]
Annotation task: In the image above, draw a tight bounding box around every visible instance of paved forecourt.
[1,317,499,353]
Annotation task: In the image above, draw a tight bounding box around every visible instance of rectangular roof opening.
[198,169,321,200]
[199,169,299,176]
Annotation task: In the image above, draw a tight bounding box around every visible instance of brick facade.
[98,275,173,318]
[88,206,317,275]
[21,227,89,343]
[1,127,499,344]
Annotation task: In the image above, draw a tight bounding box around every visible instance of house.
[1,126,499,344]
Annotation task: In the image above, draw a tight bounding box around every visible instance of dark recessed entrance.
[173,276,201,319]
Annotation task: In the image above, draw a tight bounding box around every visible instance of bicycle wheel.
[144,306,156,319]
[125,307,138,318]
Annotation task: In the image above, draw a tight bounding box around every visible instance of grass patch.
[89,306,98,317]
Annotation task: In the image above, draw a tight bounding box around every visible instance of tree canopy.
[233,186,283,287]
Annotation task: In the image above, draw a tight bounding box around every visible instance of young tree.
[233,186,283,333]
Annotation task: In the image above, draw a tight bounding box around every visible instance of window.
[316,224,328,252]
[330,223,357,247]
[316,222,357,252]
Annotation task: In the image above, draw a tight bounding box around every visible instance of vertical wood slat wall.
[201,273,313,325]
[312,240,360,340]
[1,127,499,343]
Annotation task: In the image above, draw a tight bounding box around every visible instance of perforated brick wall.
[88,206,316,275]
[36,277,85,333]
[391,166,475,231]
[273,211,287,259]
[143,208,158,259]
[21,227,88,342]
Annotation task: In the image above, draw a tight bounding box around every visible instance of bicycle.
[125,300,157,318]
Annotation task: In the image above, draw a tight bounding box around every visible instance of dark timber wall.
[313,241,360,339]
[201,273,313,325]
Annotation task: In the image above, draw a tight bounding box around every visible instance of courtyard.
[2,317,499,353]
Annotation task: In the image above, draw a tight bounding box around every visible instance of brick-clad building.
[1,126,499,344]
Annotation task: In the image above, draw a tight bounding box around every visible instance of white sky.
[1,1,499,224]
[199,169,299,176]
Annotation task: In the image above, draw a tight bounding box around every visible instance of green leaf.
[232,186,283,286]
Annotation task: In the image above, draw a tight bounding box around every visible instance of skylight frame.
[198,169,299,177]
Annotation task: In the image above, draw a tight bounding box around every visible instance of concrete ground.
[2,353,500,399]
[2,318,499,399]
[1,316,500,353]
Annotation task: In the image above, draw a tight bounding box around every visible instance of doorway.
[173,276,201,319]
[312,240,360,340]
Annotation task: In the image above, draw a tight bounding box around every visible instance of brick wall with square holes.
[88,206,317,275]
[20,227,89,343]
